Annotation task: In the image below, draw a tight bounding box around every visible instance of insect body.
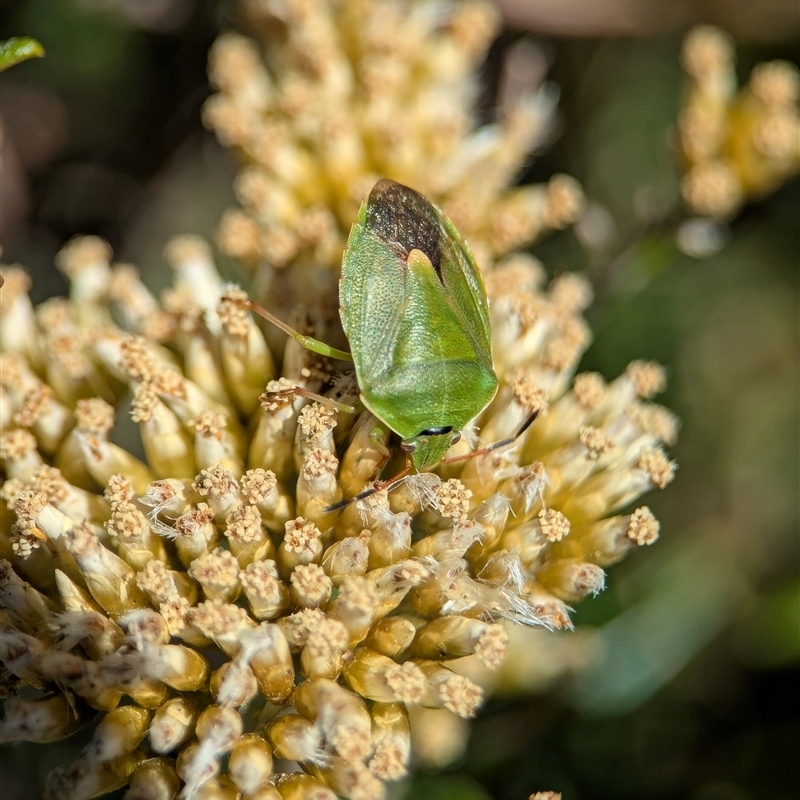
[236,179,530,498]
[340,179,498,470]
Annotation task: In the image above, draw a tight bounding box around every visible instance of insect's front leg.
[335,414,391,502]
[368,421,392,461]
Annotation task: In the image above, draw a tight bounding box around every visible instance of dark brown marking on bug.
[366,179,445,283]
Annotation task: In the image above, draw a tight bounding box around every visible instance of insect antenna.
[323,465,412,513]
[263,385,358,415]
[440,410,540,465]
[227,292,353,362]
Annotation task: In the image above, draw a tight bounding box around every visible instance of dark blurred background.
[1,1,797,798]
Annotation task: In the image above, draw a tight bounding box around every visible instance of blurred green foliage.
[0,36,44,71]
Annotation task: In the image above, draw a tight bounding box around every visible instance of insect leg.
[368,421,392,460]
[233,296,353,362]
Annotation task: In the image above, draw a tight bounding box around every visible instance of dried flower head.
[0,233,676,796]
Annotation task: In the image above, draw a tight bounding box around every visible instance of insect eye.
[400,440,417,453]
[451,432,461,445]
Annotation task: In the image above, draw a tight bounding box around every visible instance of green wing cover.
[340,180,497,439]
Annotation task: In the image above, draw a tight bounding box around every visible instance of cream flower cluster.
[1,234,675,799]
[203,0,584,307]
[0,1,678,797]
[679,24,800,219]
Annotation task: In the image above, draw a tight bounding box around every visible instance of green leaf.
[0,37,45,72]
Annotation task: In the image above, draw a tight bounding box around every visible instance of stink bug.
[339,178,499,470]
[238,179,535,500]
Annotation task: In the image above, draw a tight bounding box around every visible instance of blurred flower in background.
[678,25,799,221]
[0,0,797,799]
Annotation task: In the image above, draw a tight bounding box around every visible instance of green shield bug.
[339,178,499,471]
[236,178,536,503]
